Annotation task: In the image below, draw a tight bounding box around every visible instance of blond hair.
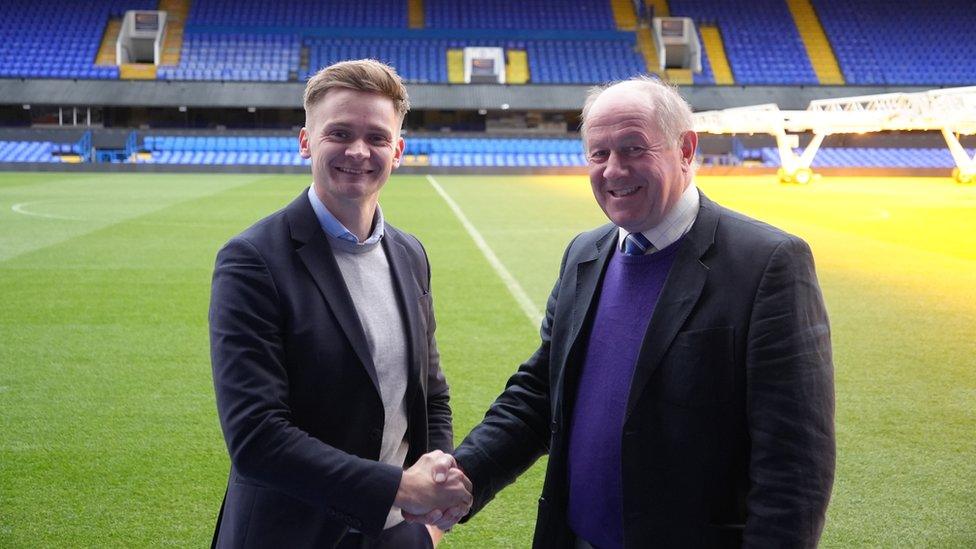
[303,59,410,121]
[580,75,692,146]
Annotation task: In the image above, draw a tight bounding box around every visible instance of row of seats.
[428,153,586,167]
[144,136,298,152]
[424,0,615,30]
[0,141,62,163]
[187,0,406,28]
[143,135,584,155]
[752,147,976,168]
[140,151,311,165]
[407,137,583,154]
[187,0,615,30]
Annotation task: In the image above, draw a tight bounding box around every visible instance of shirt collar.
[307,185,384,246]
[618,179,700,253]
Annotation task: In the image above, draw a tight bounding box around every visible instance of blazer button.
[550,420,558,434]
[370,428,383,441]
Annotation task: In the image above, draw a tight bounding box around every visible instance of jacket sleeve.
[743,235,836,548]
[209,237,401,535]
[452,235,581,517]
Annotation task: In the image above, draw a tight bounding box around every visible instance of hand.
[401,452,471,531]
[395,451,472,521]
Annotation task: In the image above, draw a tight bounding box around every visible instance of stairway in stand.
[786,0,844,84]
[159,0,190,68]
[95,19,122,66]
[408,0,424,29]
[700,25,734,84]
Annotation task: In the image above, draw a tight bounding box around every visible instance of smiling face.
[584,86,697,233]
[299,87,404,216]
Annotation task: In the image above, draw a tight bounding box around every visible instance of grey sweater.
[329,234,410,530]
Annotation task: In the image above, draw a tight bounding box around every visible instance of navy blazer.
[454,192,834,548]
[209,190,452,548]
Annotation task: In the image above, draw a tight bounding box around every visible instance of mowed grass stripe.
[0,172,268,263]
[426,174,542,326]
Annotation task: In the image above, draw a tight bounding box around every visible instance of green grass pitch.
[0,171,974,547]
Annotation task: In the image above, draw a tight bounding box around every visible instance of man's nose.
[603,151,627,179]
[345,139,369,159]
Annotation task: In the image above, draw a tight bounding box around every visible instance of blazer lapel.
[382,231,423,406]
[287,191,380,394]
[554,226,616,427]
[625,192,719,418]
[568,226,617,348]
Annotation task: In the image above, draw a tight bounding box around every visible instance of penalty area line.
[426,174,543,328]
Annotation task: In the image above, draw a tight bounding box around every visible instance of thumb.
[431,454,456,483]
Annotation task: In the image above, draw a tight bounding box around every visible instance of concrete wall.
[0,79,935,112]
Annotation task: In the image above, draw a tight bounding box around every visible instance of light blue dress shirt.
[307,186,384,245]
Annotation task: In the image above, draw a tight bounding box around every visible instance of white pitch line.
[11,201,85,221]
[426,175,542,327]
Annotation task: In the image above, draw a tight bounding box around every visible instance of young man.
[209,59,470,548]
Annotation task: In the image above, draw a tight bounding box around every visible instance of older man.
[209,59,471,548]
[435,77,835,548]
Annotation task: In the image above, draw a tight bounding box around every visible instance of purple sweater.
[567,239,681,548]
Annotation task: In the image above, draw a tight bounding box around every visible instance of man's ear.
[298,127,311,159]
[679,130,698,169]
[392,136,405,169]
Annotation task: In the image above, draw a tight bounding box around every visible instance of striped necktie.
[622,232,653,256]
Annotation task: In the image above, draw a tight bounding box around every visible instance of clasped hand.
[395,450,471,531]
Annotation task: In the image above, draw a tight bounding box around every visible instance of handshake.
[394,450,472,532]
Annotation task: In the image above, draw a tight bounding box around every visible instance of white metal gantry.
[693,86,976,183]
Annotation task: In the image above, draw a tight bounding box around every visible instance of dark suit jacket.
[454,192,835,548]
[209,190,452,548]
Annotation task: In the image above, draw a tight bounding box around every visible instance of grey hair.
[580,75,693,146]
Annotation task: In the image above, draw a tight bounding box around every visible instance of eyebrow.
[321,121,393,138]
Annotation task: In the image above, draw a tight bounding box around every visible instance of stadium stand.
[302,38,446,83]
[157,34,299,82]
[0,0,155,80]
[669,0,818,84]
[526,40,646,84]
[4,0,974,86]
[811,0,976,86]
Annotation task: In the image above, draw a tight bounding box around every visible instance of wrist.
[394,469,417,510]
